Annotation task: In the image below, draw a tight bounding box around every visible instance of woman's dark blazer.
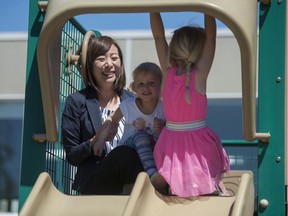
[61,85,133,192]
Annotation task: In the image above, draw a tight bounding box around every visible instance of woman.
[62,35,143,195]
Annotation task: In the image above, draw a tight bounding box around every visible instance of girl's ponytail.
[185,60,193,104]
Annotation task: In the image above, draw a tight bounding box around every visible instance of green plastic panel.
[258,1,286,215]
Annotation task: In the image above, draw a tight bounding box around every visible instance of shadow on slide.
[19,171,254,216]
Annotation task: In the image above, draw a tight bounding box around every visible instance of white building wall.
[0,29,250,100]
[0,33,27,100]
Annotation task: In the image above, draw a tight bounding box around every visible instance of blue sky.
[1,0,29,32]
[75,12,226,31]
[1,0,227,33]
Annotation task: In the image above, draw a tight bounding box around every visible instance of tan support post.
[38,1,48,12]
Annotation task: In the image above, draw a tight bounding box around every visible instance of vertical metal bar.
[285,0,288,211]
[258,1,286,215]
[19,0,47,210]
[43,18,85,195]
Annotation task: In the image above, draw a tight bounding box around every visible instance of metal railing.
[45,18,85,195]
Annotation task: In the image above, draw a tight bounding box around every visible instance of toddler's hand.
[153,118,165,135]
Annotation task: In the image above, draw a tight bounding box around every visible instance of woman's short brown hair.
[86,35,126,95]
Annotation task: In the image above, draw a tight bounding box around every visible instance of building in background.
[0,32,26,214]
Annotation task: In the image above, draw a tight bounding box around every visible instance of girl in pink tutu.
[150,13,230,197]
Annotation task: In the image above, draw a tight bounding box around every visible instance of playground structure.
[19,0,287,215]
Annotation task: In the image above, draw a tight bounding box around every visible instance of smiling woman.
[61,34,144,195]
[86,36,123,94]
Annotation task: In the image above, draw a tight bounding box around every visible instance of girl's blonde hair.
[168,26,206,103]
[132,62,162,82]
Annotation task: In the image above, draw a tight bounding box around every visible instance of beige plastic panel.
[19,172,129,216]
[37,0,269,142]
[19,171,254,216]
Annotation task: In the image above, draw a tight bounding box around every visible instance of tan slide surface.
[19,171,254,216]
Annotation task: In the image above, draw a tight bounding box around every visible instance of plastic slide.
[19,170,254,216]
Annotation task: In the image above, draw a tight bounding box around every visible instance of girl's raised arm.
[196,14,216,80]
[150,13,169,77]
